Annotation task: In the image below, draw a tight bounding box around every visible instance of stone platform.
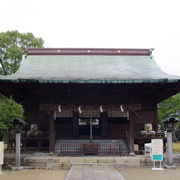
[4,152,180,170]
[23,155,154,169]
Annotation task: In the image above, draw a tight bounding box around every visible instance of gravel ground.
[116,166,180,180]
[0,170,69,180]
[1,166,180,180]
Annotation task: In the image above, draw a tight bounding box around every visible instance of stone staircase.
[55,139,129,156]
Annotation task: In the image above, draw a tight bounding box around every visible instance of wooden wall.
[0,82,160,139]
[133,110,155,132]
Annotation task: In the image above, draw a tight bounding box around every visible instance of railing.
[98,144,122,156]
[134,131,166,138]
[60,144,83,156]
[8,132,49,152]
[58,143,122,156]
[8,132,49,139]
[133,131,166,152]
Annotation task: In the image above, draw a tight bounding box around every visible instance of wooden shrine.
[0,48,180,154]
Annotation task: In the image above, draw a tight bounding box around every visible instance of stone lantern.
[163,116,179,168]
[10,117,27,171]
[10,117,26,132]
[163,117,178,132]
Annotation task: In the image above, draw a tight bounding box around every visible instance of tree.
[158,93,180,126]
[0,30,44,75]
[0,93,24,140]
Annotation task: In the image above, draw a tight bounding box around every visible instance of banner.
[0,142,4,165]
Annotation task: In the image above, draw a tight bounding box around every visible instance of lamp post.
[10,117,27,171]
[163,117,179,168]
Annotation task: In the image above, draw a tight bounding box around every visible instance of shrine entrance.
[55,117,102,138]
[79,118,101,136]
[40,104,141,152]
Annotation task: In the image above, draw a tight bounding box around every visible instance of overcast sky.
[1,0,180,75]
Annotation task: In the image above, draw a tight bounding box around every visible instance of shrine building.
[0,48,180,155]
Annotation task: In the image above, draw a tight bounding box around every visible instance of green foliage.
[0,93,24,140]
[158,93,180,126]
[0,30,44,75]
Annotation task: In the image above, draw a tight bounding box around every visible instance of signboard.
[151,139,163,170]
[151,139,163,161]
[0,142,4,165]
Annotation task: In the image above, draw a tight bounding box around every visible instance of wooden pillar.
[73,112,79,137]
[49,111,55,152]
[23,139,27,152]
[101,112,108,137]
[129,112,134,155]
[154,107,158,132]
[38,140,42,151]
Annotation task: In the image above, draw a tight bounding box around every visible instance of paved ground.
[66,165,125,180]
[1,165,180,180]
[116,166,180,180]
[0,170,68,180]
[2,151,180,180]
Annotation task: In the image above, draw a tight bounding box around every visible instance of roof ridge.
[25,48,154,56]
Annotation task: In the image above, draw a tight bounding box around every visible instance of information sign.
[0,142,4,174]
[151,139,163,170]
[151,139,163,161]
[0,142,4,165]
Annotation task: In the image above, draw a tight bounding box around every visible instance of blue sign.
[153,155,163,161]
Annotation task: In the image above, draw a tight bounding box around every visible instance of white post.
[0,165,2,174]
[0,141,4,174]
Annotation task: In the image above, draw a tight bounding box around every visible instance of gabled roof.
[0,48,180,84]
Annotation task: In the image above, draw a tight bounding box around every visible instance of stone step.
[23,156,154,169]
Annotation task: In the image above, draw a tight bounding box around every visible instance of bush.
[0,93,24,140]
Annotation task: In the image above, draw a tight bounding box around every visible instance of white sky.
[1,0,180,75]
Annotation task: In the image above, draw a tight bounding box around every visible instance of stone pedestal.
[164,165,177,169]
[129,152,135,156]
[12,166,24,171]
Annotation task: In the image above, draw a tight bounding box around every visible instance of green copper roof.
[0,54,180,83]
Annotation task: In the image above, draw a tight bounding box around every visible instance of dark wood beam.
[48,111,55,152]
[129,112,135,154]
